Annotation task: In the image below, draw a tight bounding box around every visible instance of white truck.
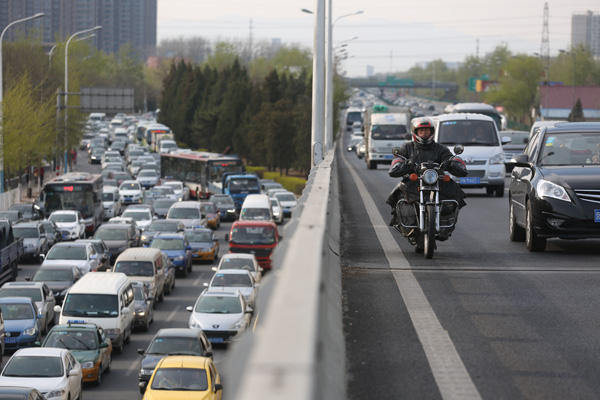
[364,104,411,169]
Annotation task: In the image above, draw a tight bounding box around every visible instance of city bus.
[41,172,103,236]
[161,151,245,199]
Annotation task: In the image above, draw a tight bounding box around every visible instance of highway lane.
[10,151,275,399]
[339,132,600,399]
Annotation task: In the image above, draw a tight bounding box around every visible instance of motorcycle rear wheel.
[424,204,436,259]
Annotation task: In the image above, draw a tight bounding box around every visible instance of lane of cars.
[0,112,299,398]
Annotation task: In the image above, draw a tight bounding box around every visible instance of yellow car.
[141,355,223,399]
[185,228,220,263]
[201,201,221,229]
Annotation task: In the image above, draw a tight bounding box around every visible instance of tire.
[367,160,377,170]
[526,200,546,252]
[187,259,192,273]
[495,185,505,198]
[509,201,526,242]
[143,316,150,332]
[424,204,436,259]
[114,342,123,354]
[164,280,172,295]
[124,327,131,344]
[158,289,164,302]
[95,367,102,386]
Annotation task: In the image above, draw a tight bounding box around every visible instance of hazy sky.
[157,0,599,77]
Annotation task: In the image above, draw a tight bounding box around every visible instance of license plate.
[460,177,481,185]
[595,210,600,223]
[209,337,224,343]
[5,337,17,344]
[384,155,394,159]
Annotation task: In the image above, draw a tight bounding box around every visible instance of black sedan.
[29,265,83,305]
[509,122,600,251]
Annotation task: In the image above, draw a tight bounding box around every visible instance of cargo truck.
[226,220,280,270]
[364,104,411,170]
[0,220,25,285]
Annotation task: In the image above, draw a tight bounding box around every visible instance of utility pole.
[541,2,550,120]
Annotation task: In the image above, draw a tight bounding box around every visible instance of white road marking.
[339,144,482,400]
[166,304,181,322]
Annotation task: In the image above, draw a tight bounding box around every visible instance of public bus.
[41,172,103,236]
[160,151,245,199]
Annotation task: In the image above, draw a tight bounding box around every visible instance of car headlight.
[490,153,505,165]
[136,309,146,316]
[227,209,236,213]
[231,317,247,330]
[141,369,154,376]
[46,388,67,398]
[140,235,148,242]
[189,318,201,329]
[105,328,120,336]
[23,327,37,336]
[81,361,94,369]
[422,169,438,185]
[536,179,571,202]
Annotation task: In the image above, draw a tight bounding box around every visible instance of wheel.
[509,201,526,242]
[114,342,123,354]
[140,387,146,395]
[164,280,172,295]
[526,200,546,251]
[124,327,131,344]
[78,382,83,400]
[187,259,192,273]
[95,366,102,386]
[367,160,377,169]
[158,289,164,302]
[495,185,505,197]
[424,204,436,259]
[150,308,154,324]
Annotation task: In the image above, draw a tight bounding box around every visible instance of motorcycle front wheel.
[424,204,436,259]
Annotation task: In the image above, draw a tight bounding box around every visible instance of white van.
[158,139,177,154]
[239,194,273,221]
[432,113,508,197]
[54,272,135,353]
[166,201,206,228]
[113,248,166,303]
[102,186,121,219]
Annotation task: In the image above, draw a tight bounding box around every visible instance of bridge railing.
[222,149,345,400]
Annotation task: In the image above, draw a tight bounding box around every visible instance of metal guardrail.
[222,149,345,400]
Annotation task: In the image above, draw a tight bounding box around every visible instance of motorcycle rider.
[386,117,467,226]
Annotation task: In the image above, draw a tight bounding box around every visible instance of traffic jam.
[0,113,297,399]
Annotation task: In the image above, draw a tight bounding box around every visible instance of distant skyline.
[156,0,599,77]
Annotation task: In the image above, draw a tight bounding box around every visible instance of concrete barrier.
[0,188,21,211]
[222,149,345,400]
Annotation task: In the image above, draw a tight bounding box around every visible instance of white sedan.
[121,208,154,230]
[48,211,86,241]
[203,269,259,309]
[213,253,263,283]
[0,347,83,400]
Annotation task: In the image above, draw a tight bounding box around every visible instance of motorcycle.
[391,145,466,259]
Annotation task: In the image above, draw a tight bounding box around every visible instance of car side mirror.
[121,307,131,314]
[69,369,80,377]
[100,342,109,348]
[54,305,62,313]
[215,383,223,392]
[186,306,193,312]
[511,153,530,167]
[137,348,145,355]
[245,306,253,314]
[211,267,217,272]
[502,136,512,145]
[25,276,31,281]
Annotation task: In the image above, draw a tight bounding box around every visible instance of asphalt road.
[11,151,276,400]
[339,133,600,399]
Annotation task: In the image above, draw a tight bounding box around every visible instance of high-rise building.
[0,0,156,59]
[571,10,600,56]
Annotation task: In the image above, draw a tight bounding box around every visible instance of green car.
[39,321,113,385]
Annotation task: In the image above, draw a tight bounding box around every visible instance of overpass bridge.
[348,76,458,89]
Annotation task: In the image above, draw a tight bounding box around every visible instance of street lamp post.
[559,49,576,110]
[63,26,101,174]
[0,13,45,194]
[326,10,363,151]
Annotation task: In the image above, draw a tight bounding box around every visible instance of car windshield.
[275,193,296,202]
[13,227,39,239]
[120,182,141,191]
[228,179,259,194]
[147,222,179,232]
[504,131,530,145]
[62,293,118,317]
[3,356,63,378]
[0,287,42,301]
[195,295,242,314]
[133,286,147,300]
[0,211,18,222]
[202,204,216,213]
[46,245,87,260]
[34,269,73,282]
[538,132,600,166]
[138,170,157,177]
[0,303,34,320]
[164,183,182,191]
[44,330,97,351]
[122,211,150,221]
[211,197,233,206]
[211,273,252,288]
[150,368,208,391]
[153,199,177,209]
[147,337,202,355]
[114,261,154,277]
[151,238,184,251]
[231,226,276,245]
[50,213,76,223]
[219,258,255,272]
[168,208,199,219]
[185,231,212,242]
[9,204,31,214]
[371,124,408,140]
[94,228,128,240]
[102,193,114,201]
[438,120,499,146]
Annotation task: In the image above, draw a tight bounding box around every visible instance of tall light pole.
[64,26,101,174]
[559,49,577,111]
[326,10,363,151]
[0,13,45,194]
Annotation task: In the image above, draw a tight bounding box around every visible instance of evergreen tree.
[568,98,585,122]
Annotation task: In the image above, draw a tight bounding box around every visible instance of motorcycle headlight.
[490,153,505,165]
[536,179,571,202]
[23,327,37,336]
[81,361,94,369]
[422,169,438,185]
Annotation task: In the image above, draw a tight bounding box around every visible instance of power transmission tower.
[541,2,550,119]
